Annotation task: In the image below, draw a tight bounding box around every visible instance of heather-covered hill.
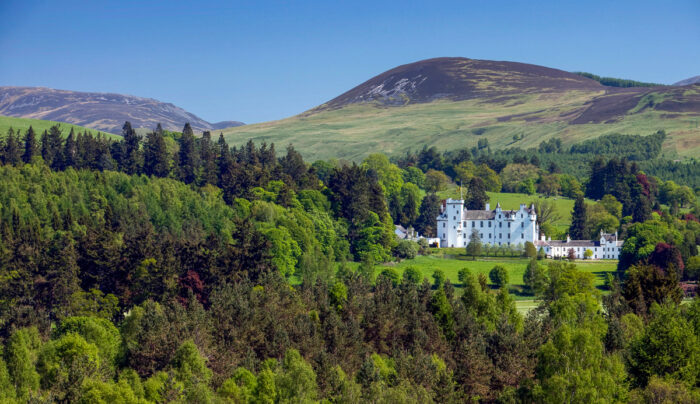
[0,86,244,134]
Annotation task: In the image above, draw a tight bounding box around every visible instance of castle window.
[489,234,491,238]
[480,233,483,238]
[521,222,524,228]
[508,223,511,228]
[443,223,445,228]
[488,222,491,228]
[472,221,475,226]
[499,222,502,228]
[508,234,510,239]
[480,222,483,228]
[521,234,524,239]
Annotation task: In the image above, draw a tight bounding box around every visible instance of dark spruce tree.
[41,125,64,170]
[177,123,199,184]
[569,195,588,239]
[198,131,218,186]
[143,123,170,178]
[415,193,441,237]
[22,126,38,164]
[121,121,142,175]
[465,177,488,210]
[2,128,22,165]
[62,128,78,169]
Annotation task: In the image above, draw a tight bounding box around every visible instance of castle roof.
[464,210,496,220]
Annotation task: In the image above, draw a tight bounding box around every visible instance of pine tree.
[62,129,77,169]
[198,131,218,186]
[177,123,199,184]
[121,121,142,174]
[22,126,38,164]
[143,123,170,177]
[631,182,651,223]
[465,177,488,210]
[569,195,588,239]
[42,125,64,169]
[2,128,21,165]
[415,193,441,237]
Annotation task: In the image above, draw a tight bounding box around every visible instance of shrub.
[489,265,509,289]
[392,240,418,260]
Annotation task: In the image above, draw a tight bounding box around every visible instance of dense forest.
[0,123,698,402]
[573,72,663,88]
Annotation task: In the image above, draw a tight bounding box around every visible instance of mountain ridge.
[218,57,700,161]
[0,86,244,134]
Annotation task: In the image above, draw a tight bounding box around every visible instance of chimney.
[540,234,545,241]
[485,203,490,211]
[566,234,571,243]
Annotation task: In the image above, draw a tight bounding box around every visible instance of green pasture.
[0,115,118,140]
[377,253,618,300]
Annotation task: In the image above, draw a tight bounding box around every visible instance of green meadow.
[376,253,618,300]
[0,115,118,140]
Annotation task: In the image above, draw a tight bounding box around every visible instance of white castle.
[437,199,538,248]
[436,198,623,260]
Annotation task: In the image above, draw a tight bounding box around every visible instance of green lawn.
[0,115,118,140]
[376,252,618,300]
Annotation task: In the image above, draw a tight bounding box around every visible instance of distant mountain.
[219,57,700,161]
[674,76,700,86]
[0,86,244,134]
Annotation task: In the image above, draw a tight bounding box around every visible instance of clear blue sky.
[1,0,698,124]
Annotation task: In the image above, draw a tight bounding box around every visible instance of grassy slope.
[219,90,700,161]
[0,115,119,140]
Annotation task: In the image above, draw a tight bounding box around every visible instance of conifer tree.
[41,125,64,169]
[465,177,488,210]
[569,195,587,239]
[144,123,170,177]
[22,126,38,164]
[2,128,22,165]
[198,131,218,186]
[63,129,77,169]
[121,121,142,175]
[177,123,199,184]
[415,193,441,237]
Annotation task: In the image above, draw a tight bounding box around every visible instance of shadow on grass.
[592,271,613,291]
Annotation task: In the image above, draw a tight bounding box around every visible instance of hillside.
[674,75,700,86]
[0,115,120,140]
[218,58,700,161]
[0,86,244,134]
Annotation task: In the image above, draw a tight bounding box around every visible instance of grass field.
[0,115,118,140]
[376,252,618,300]
[218,91,700,162]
